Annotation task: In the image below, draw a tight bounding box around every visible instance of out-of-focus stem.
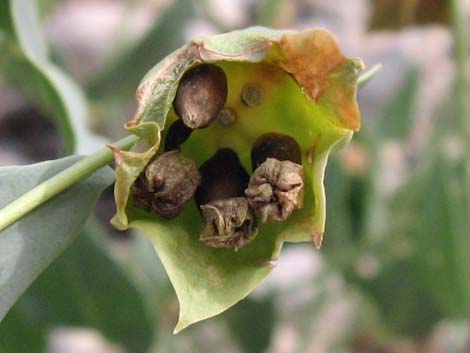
[358,64,382,87]
[449,0,470,214]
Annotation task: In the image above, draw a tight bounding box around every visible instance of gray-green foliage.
[0,227,153,353]
[0,156,113,321]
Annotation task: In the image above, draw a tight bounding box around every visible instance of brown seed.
[246,133,304,222]
[200,198,257,250]
[195,148,249,207]
[217,107,237,127]
[241,83,264,107]
[164,119,192,151]
[245,158,304,222]
[196,148,258,250]
[131,176,153,211]
[132,150,201,219]
[251,132,302,170]
[173,64,228,129]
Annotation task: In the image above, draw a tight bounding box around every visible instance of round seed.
[250,132,302,170]
[217,107,237,127]
[195,148,249,207]
[241,83,264,107]
[173,64,228,129]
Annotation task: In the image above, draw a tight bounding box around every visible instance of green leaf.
[349,148,470,336]
[88,0,195,103]
[0,0,105,154]
[377,67,418,140]
[0,307,43,353]
[223,297,275,353]
[113,28,364,331]
[0,156,113,321]
[0,227,154,353]
[407,154,470,318]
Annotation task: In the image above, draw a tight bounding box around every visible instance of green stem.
[358,64,382,86]
[0,135,139,233]
[449,0,470,214]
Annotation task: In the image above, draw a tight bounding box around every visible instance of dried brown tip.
[196,148,258,249]
[164,119,192,151]
[173,64,228,129]
[132,150,201,219]
[200,197,257,250]
[251,132,302,170]
[245,158,304,222]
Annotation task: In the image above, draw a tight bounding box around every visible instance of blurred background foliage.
[0,0,469,352]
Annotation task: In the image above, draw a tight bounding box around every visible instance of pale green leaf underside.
[0,157,113,321]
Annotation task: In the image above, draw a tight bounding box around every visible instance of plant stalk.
[449,0,470,215]
[358,64,382,87]
[0,135,139,233]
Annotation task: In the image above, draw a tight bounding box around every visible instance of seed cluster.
[131,64,305,250]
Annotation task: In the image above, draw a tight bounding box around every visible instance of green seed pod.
[195,148,257,250]
[173,64,228,129]
[110,27,366,332]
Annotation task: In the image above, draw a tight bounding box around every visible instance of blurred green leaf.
[400,153,470,318]
[0,227,154,353]
[254,0,283,27]
[223,297,275,353]
[377,68,418,140]
[348,144,470,336]
[0,0,104,154]
[87,0,195,103]
[323,158,359,263]
[0,304,43,353]
[353,257,443,336]
[0,156,113,322]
